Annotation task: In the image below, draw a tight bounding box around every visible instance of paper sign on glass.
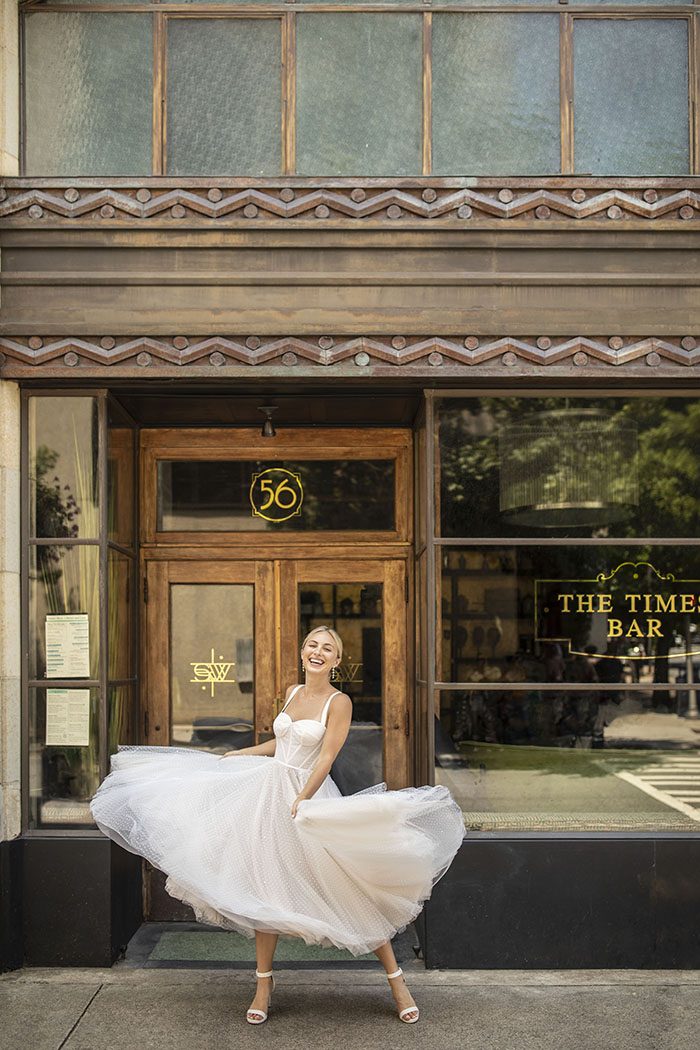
[45,689,91,746]
[45,614,90,678]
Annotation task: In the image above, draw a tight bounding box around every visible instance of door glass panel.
[170,584,255,752]
[299,581,383,791]
[158,459,395,531]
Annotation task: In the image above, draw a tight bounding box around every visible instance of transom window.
[22,6,696,176]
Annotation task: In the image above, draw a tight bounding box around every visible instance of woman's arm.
[222,737,276,759]
[290,693,352,816]
[221,684,297,758]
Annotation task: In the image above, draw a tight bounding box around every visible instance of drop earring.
[330,665,340,682]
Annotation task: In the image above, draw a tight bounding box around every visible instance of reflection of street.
[613,752,700,822]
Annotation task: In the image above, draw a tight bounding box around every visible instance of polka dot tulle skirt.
[90,688,466,956]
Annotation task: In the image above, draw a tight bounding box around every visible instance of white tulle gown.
[90,684,466,956]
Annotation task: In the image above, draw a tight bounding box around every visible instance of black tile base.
[7,835,700,969]
[21,837,142,967]
[0,838,22,973]
[423,836,700,969]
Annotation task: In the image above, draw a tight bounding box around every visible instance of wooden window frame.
[139,426,412,548]
[19,5,700,177]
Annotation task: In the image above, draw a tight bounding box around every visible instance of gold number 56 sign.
[250,468,304,522]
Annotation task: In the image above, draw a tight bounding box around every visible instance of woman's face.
[301,631,339,679]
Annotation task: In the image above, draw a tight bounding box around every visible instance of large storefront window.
[24,395,138,829]
[430,395,700,833]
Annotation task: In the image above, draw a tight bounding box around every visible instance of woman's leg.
[248,930,279,1015]
[373,940,418,1021]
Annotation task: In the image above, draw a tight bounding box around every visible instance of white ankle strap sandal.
[386,966,420,1023]
[246,969,275,1024]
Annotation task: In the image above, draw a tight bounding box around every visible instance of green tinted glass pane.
[296,13,422,175]
[166,18,282,175]
[29,687,100,829]
[573,19,689,175]
[29,545,100,681]
[432,14,560,175]
[570,0,689,5]
[107,404,135,548]
[108,549,134,680]
[109,685,136,759]
[29,397,99,540]
[24,13,152,175]
[436,690,700,833]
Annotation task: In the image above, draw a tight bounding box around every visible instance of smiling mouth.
[308,658,324,666]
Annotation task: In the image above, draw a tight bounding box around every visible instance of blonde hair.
[301,625,343,661]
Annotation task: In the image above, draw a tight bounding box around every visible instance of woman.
[90,625,465,1026]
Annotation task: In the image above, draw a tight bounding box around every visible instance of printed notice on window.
[45,614,90,678]
[45,689,91,746]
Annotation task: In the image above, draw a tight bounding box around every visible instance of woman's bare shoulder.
[329,691,353,716]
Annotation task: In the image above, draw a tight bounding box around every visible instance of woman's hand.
[291,794,306,819]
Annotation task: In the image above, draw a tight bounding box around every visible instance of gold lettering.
[681,594,696,613]
[655,594,677,614]
[608,619,623,638]
[599,594,613,613]
[627,619,644,637]
[625,594,641,613]
[647,619,662,638]
[558,593,574,613]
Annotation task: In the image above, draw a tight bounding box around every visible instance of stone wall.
[0,380,20,841]
[0,0,19,176]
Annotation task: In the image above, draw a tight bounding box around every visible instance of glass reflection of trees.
[439,397,700,539]
[437,398,700,750]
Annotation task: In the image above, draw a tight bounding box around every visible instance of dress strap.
[320,690,341,727]
[280,683,304,714]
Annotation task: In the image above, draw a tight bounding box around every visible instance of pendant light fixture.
[257,404,278,438]
[498,406,639,528]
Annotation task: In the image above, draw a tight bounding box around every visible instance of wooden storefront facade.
[2,171,700,968]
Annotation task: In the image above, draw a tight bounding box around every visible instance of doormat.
[119,922,420,969]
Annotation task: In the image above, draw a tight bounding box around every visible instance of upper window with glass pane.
[573,18,690,175]
[438,397,700,541]
[21,10,694,176]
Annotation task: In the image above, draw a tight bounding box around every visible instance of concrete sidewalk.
[2,965,699,1050]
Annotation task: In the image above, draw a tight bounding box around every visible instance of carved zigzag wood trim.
[0,336,698,370]
[0,184,698,224]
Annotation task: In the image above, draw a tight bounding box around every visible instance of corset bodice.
[272,684,341,772]
[272,712,327,771]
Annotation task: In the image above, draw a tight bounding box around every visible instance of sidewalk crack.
[56,983,103,1050]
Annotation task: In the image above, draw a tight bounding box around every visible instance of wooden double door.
[143,555,410,781]
[142,554,410,919]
